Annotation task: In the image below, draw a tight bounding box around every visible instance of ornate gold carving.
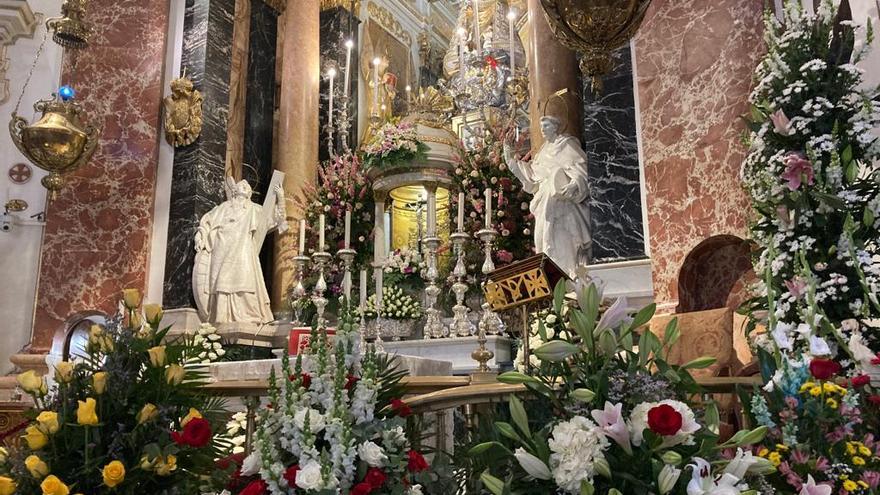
[321,0,360,12]
[4,199,27,212]
[46,0,92,48]
[482,254,566,312]
[367,2,412,45]
[163,75,203,148]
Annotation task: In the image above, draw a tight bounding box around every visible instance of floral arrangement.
[468,283,771,494]
[364,285,423,321]
[742,0,880,365]
[0,289,225,494]
[362,121,429,170]
[452,121,534,268]
[234,306,434,494]
[380,248,427,292]
[184,322,226,364]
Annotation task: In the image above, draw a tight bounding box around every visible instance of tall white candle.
[372,57,381,114]
[484,188,492,229]
[375,267,384,310]
[327,68,336,129]
[299,219,306,253]
[473,0,481,52]
[457,191,465,231]
[343,39,353,97]
[427,188,436,237]
[359,269,367,308]
[507,9,516,78]
[318,214,325,251]
[344,209,351,249]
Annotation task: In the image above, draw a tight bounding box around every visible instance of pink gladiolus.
[770,109,793,136]
[781,153,815,191]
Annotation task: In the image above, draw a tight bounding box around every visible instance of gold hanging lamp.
[539,0,652,93]
[45,0,92,49]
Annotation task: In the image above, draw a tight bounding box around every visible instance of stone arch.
[677,235,755,314]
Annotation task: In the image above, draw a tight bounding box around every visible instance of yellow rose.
[136,403,158,425]
[88,324,104,344]
[165,364,186,385]
[25,454,49,477]
[101,460,125,488]
[92,372,108,395]
[54,362,74,383]
[76,398,99,426]
[144,304,163,324]
[39,475,69,495]
[0,476,15,495]
[147,346,167,367]
[122,288,142,309]
[181,408,202,427]
[155,454,177,476]
[129,312,142,330]
[36,411,60,435]
[16,370,46,396]
[22,425,48,450]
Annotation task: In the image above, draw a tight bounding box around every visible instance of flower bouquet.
[362,121,428,170]
[467,283,771,494]
[380,248,427,293]
[363,285,423,321]
[233,306,434,494]
[0,289,225,495]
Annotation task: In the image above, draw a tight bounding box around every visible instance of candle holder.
[476,228,505,336]
[373,297,385,352]
[311,251,332,328]
[336,94,353,153]
[337,248,356,303]
[450,231,475,337]
[325,120,336,159]
[422,235,448,339]
[472,306,495,373]
[291,254,311,325]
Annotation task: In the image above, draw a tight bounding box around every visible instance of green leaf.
[598,330,617,357]
[570,309,594,344]
[497,371,539,385]
[682,356,717,370]
[480,471,505,495]
[534,340,578,362]
[580,480,595,495]
[571,388,596,403]
[468,441,509,456]
[509,395,532,439]
[662,318,680,348]
[842,144,853,164]
[663,368,681,383]
[846,160,858,183]
[864,206,875,228]
[704,401,720,435]
[553,281,567,316]
[629,303,656,330]
[494,421,524,443]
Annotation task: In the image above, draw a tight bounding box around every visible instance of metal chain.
[13,30,50,116]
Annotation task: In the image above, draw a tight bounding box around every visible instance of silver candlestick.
[422,235,448,339]
[311,251,332,328]
[450,231,475,337]
[337,94,352,153]
[337,248,356,305]
[476,228,505,336]
[291,254,311,325]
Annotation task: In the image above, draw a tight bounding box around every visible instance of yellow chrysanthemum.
[799,381,815,393]
[758,448,770,457]
[826,398,838,409]
[775,443,789,452]
[847,442,858,455]
[843,480,858,492]
[809,386,822,397]
[768,452,782,466]
[852,456,866,466]
[858,445,872,456]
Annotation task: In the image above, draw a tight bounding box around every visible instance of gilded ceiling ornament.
[405,86,455,130]
[539,0,652,93]
[320,0,361,12]
[163,75,203,148]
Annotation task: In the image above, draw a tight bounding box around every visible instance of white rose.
[240,450,262,476]
[408,484,424,495]
[293,408,326,434]
[358,441,388,467]
[295,460,324,490]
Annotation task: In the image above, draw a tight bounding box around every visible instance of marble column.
[272,0,320,312]
[225,0,252,180]
[319,5,360,160]
[162,0,236,310]
[30,0,170,351]
[525,0,581,152]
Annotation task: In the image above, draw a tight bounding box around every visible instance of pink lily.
[798,475,832,495]
[781,153,815,191]
[770,109,793,136]
[591,402,632,454]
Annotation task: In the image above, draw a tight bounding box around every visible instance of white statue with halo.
[193,173,288,324]
[503,115,592,278]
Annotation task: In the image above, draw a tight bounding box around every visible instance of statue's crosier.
[193,176,287,324]
[502,115,592,277]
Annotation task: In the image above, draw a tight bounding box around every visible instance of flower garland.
[362,121,429,170]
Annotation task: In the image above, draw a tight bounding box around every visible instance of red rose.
[171,417,212,448]
[239,479,268,495]
[852,375,871,388]
[345,374,359,390]
[809,359,842,380]
[391,399,412,417]
[289,373,312,389]
[283,464,300,487]
[407,450,429,472]
[647,404,683,436]
[869,395,880,406]
[351,482,373,495]
[365,467,387,489]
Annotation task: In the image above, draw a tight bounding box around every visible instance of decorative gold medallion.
[162,75,203,148]
[8,163,32,184]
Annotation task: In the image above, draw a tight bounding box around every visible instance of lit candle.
[375,267,384,310]
[457,191,465,232]
[360,269,367,308]
[299,219,306,254]
[507,9,516,78]
[484,188,492,229]
[372,57,381,115]
[344,209,351,249]
[515,126,520,142]
[473,0,481,52]
[327,68,336,130]
[318,214,325,251]
[343,39,354,97]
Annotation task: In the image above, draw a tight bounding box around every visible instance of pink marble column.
[272,0,320,310]
[30,0,169,351]
[525,0,581,152]
[634,0,764,310]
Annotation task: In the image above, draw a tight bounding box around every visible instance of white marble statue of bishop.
[193,175,288,324]
[503,116,592,278]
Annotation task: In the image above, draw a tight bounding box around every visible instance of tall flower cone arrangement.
[0,290,226,494]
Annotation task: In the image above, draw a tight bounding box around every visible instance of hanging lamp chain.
[13,30,50,116]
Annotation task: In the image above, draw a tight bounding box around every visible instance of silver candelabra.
[291,254,311,325]
[422,235,448,339]
[311,250,332,328]
[476,227,505,336]
[450,231,475,337]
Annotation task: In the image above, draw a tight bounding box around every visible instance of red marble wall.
[634,0,764,310]
[30,0,169,351]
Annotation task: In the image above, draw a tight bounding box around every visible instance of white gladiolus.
[513,448,552,480]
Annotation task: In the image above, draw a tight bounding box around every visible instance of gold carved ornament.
[539,0,652,92]
[163,75,203,148]
[367,1,412,45]
[482,254,566,312]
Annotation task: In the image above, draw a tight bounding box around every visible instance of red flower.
[647,404,683,436]
[365,467,387,489]
[239,479,268,495]
[345,374,360,390]
[407,450,429,472]
[283,464,300,487]
[871,353,880,366]
[484,55,499,68]
[289,373,312,389]
[809,359,842,380]
[171,417,212,448]
[869,395,880,406]
[351,482,373,495]
[216,453,246,489]
[852,375,871,388]
[391,399,413,417]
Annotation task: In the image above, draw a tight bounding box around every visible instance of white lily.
[513,448,552,480]
[659,464,682,494]
[686,457,750,495]
[591,402,632,454]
